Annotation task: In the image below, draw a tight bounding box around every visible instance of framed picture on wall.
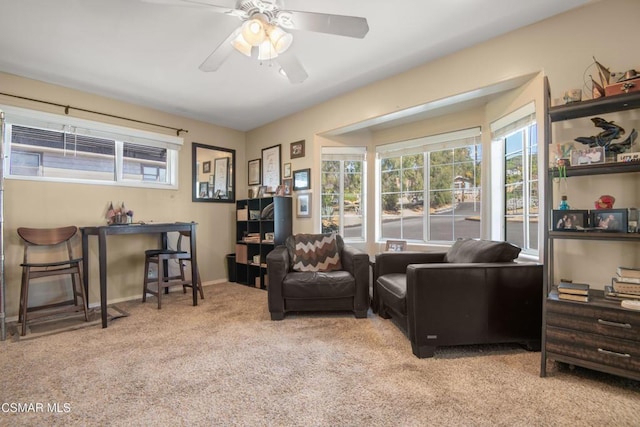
[248,158,261,185]
[261,144,281,191]
[293,168,310,191]
[283,162,292,178]
[290,140,305,159]
[203,161,211,174]
[297,193,311,218]
[282,178,292,195]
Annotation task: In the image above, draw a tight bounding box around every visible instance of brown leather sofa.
[266,234,369,320]
[375,239,542,358]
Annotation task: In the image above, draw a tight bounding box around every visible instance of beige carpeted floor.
[1,282,639,426]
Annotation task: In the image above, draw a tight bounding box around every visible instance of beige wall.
[244,0,640,284]
[2,0,640,316]
[1,72,245,315]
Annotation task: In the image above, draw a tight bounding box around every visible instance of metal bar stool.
[142,231,203,309]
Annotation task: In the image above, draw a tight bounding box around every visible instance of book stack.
[611,266,640,299]
[242,233,260,243]
[557,282,589,302]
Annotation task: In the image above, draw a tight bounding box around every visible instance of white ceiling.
[0,0,592,131]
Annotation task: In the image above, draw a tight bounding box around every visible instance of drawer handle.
[597,319,632,329]
[598,348,631,358]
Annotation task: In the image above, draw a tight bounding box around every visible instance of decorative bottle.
[558,195,570,210]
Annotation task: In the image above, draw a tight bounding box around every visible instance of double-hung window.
[2,105,182,188]
[490,102,538,254]
[377,128,482,243]
[320,147,366,241]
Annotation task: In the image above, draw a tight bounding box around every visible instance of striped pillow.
[292,233,342,272]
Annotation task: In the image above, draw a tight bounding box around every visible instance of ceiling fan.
[143,0,369,83]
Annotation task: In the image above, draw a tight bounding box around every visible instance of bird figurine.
[574,117,638,155]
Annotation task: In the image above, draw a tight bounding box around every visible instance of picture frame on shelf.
[290,140,305,159]
[283,162,292,178]
[261,144,281,190]
[385,240,407,252]
[282,178,293,195]
[569,146,605,166]
[202,160,211,174]
[257,185,267,198]
[293,168,310,191]
[248,158,261,185]
[296,193,311,218]
[552,210,588,231]
[591,209,628,232]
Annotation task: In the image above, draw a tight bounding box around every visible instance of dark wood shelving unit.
[541,79,640,382]
[234,196,292,290]
[550,161,640,178]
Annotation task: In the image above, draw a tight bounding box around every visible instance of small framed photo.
[290,140,305,159]
[257,185,267,198]
[283,162,292,178]
[570,146,605,166]
[203,160,211,174]
[293,168,310,191]
[275,185,285,196]
[552,210,588,231]
[297,193,311,218]
[248,158,261,186]
[591,209,627,232]
[199,182,209,198]
[385,240,407,252]
[282,178,293,195]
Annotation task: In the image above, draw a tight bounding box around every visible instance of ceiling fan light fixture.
[231,33,253,57]
[267,25,292,54]
[241,13,268,46]
[257,38,278,61]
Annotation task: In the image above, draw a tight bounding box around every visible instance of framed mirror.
[192,142,235,203]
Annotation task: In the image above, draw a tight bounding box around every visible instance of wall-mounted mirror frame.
[192,142,235,203]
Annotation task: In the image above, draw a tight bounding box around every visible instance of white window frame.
[1,104,182,189]
[376,127,482,244]
[320,147,367,242]
[490,102,539,257]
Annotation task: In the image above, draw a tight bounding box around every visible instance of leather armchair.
[375,240,542,358]
[266,235,369,320]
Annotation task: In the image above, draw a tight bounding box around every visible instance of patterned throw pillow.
[291,233,342,272]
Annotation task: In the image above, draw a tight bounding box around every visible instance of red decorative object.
[594,194,615,209]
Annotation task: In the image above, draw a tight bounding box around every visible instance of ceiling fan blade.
[199,29,239,72]
[140,0,246,17]
[276,52,308,84]
[283,10,369,38]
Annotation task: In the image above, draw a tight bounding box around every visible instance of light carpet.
[0,282,638,426]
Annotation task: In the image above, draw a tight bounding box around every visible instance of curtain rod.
[0,92,188,137]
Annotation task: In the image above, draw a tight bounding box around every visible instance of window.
[491,102,538,254]
[320,147,366,241]
[377,128,482,243]
[2,105,181,188]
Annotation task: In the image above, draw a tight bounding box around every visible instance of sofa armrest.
[405,262,542,348]
[341,245,370,314]
[375,251,446,279]
[266,245,290,317]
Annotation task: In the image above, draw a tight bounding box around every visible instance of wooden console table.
[81,222,199,328]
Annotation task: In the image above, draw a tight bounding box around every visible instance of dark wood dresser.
[544,290,640,381]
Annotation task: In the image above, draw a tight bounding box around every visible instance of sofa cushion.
[283,271,355,298]
[377,273,407,315]
[444,238,521,263]
[288,233,343,272]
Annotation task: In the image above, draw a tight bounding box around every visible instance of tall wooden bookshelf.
[235,196,292,289]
